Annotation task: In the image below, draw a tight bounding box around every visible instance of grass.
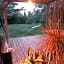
[0,24,43,38]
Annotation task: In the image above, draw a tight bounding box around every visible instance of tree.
[26,11,33,24]
[7,2,18,24]
[7,2,27,24]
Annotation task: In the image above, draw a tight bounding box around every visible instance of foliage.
[40,2,64,64]
[7,3,46,24]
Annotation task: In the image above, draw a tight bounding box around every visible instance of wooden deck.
[8,35,48,64]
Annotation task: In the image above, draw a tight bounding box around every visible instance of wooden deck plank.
[17,39,27,58]
[10,40,18,64]
[14,40,22,62]
[8,35,48,64]
[8,40,17,64]
[16,40,25,59]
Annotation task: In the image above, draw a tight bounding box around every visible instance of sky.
[14,2,35,15]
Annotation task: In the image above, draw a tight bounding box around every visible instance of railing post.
[3,8,8,43]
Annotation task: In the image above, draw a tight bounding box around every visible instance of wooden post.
[46,3,50,29]
[3,8,8,43]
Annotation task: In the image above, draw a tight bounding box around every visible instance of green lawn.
[0,24,44,38]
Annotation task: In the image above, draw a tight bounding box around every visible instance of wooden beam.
[56,0,64,2]
[3,8,8,43]
[46,3,50,29]
[2,0,55,4]
[1,0,64,4]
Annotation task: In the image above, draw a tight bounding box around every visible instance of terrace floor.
[8,35,48,64]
